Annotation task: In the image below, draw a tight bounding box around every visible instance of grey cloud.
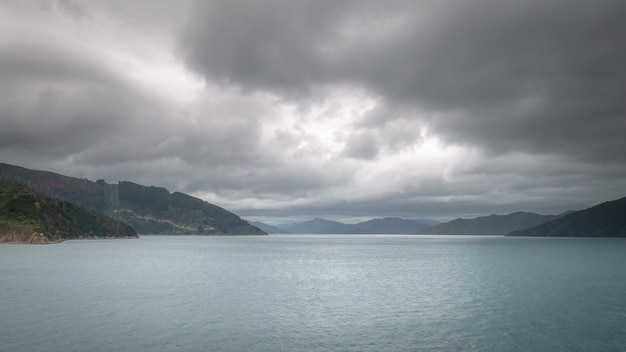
[239,192,583,223]
[180,0,626,164]
[0,41,142,157]
[0,41,116,87]
[0,87,117,156]
[180,1,353,95]
[0,14,269,187]
[342,132,379,160]
[239,157,626,223]
[358,106,424,153]
[2,0,625,224]
[57,0,88,19]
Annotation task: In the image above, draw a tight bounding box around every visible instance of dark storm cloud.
[180,0,626,164]
[0,40,143,157]
[2,0,625,223]
[180,0,357,95]
[0,5,252,193]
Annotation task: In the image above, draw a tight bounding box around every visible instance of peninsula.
[0,163,266,236]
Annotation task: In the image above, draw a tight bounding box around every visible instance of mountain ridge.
[509,197,626,237]
[260,217,434,234]
[285,218,352,234]
[343,217,433,234]
[419,211,559,235]
[249,221,288,234]
[0,163,265,236]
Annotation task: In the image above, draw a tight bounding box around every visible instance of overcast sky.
[1,0,625,224]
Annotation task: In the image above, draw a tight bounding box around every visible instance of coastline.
[0,231,62,244]
[0,231,138,244]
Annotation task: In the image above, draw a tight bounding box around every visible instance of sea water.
[1,235,625,351]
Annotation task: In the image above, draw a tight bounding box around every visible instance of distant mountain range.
[344,217,436,234]
[255,217,435,234]
[264,200,626,236]
[284,218,352,234]
[249,221,288,234]
[0,163,265,236]
[509,197,626,237]
[419,212,560,235]
[3,163,624,238]
[1,180,137,243]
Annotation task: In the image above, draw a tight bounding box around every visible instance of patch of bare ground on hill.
[0,229,61,244]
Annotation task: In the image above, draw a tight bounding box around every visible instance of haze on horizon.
[1,0,625,224]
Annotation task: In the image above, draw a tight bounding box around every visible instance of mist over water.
[1,235,625,351]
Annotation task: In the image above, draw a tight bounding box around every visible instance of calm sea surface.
[1,235,625,351]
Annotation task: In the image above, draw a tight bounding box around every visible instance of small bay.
[1,235,625,351]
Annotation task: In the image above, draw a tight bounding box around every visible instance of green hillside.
[0,163,265,235]
[116,181,265,235]
[0,180,137,243]
[509,197,626,237]
[420,212,558,235]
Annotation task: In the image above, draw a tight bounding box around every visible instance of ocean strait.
[1,235,625,351]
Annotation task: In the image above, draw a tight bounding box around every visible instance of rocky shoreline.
[0,230,138,244]
[0,230,60,244]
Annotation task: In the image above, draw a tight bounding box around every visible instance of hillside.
[420,212,558,235]
[0,180,137,243]
[279,217,435,234]
[343,217,432,234]
[0,163,265,235]
[249,221,288,234]
[285,218,351,234]
[509,197,626,237]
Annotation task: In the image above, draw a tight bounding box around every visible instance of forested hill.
[1,180,137,243]
[420,212,558,235]
[509,197,626,237]
[0,163,265,235]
